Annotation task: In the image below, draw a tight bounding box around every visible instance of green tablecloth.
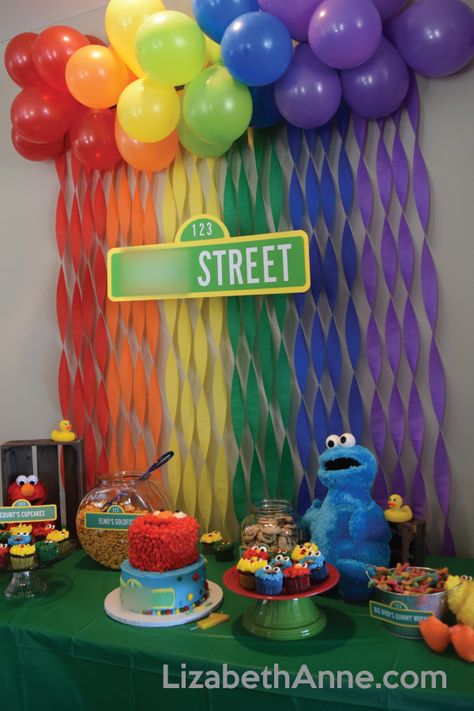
[0,552,472,710]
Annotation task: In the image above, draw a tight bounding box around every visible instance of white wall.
[0,1,473,555]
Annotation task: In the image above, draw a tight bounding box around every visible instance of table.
[0,552,472,710]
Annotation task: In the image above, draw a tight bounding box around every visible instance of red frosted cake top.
[128,511,200,573]
[283,564,310,579]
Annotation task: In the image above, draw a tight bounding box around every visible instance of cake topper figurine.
[303,433,390,601]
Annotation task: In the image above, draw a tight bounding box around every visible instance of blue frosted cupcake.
[8,533,31,547]
[302,552,328,583]
[255,565,284,596]
[270,553,292,570]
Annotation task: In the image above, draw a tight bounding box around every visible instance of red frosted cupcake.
[0,544,9,570]
[283,563,311,594]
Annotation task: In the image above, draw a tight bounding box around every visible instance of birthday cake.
[120,510,208,616]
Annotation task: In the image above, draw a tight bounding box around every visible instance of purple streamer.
[385,302,401,375]
[376,131,393,212]
[381,219,397,293]
[389,384,405,456]
[429,341,446,426]
[411,464,427,519]
[403,300,420,374]
[370,392,386,459]
[398,215,415,291]
[413,144,430,233]
[434,434,451,519]
[392,462,406,499]
[392,130,409,208]
[421,243,438,330]
[361,236,378,307]
[408,384,424,459]
[367,316,383,384]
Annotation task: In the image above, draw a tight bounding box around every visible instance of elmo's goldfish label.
[84,504,145,531]
[0,499,57,523]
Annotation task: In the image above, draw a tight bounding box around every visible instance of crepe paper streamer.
[406,80,453,553]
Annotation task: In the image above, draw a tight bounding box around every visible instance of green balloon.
[183,65,252,145]
[136,10,206,87]
[178,113,231,158]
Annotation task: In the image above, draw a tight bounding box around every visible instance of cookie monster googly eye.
[326,435,340,448]
[340,433,356,447]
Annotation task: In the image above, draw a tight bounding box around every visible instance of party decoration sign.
[108,215,310,302]
[0,499,57,524]
[84,505,144,531]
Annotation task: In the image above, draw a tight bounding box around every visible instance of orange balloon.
[66,45,131,109]
[114,117,178,172]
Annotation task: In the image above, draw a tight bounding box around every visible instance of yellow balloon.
[105,0,165,77]
[117,77,180,143]
[205,36,221,66]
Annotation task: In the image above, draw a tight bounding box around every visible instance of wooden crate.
[1,439,85,538]
[389,519,426,567]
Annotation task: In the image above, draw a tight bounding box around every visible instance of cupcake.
[236,556,268,590]
[283,563,311,594]
[31,522,55,541]
[255,565,284,596]
[291,542,319,562]
[200,531,223,554]
[8,533,31,547]
[270,553,292,570]
[0,544,9,570]
[36,540,59,563]
[9,524,33,536]
[9,543,36,570]
[46,529,70,554]
[302,552,328,583]
[0,530,11,544]
[243,545,270,561]
[214,541,235,562]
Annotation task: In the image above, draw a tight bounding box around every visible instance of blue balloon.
[192,0,259,43]
[221,12,293,87]
[250,85,282,128]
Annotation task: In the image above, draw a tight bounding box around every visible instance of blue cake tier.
[120,555,208,615]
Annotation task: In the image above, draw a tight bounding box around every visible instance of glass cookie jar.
[240,499,304,555]
[76,472,171,570]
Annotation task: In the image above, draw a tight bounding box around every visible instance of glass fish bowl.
[76,472,171,570]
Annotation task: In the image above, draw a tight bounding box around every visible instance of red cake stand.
[223,564,340,641]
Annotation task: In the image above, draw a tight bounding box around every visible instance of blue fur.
[303,441,391,601]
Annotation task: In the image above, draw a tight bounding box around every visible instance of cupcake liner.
[37,542,59,562]
[310,564,328,583]
[255,577,283,596]
[10,554,35,570]
[0,555,9,570]
[239,572,256,590]
[57,540,70,555]
[283,575,310,594]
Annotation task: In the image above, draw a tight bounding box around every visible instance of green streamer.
[264,417,279,498]
[249,451,266,504]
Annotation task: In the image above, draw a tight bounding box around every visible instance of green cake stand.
[223,563,340,641]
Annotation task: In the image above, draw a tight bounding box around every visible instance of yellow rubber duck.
[51,420,76,443]
[384,494,413,523]
[446,575,474,628]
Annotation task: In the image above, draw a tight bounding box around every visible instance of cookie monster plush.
[303,433,391,602]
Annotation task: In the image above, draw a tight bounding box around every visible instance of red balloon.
[11,127,64,161]
[85,34,107,46]
[4,32,42,88]
[11,83,80,143]
[70,109,121,170]
[33,25,89,92]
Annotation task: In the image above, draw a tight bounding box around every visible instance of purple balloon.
[341,38,409,118]
[386,0,474,77]
[309,0,382,69]
[258,0,324,41]
[274,43,342,129]
[371,0,406,20]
